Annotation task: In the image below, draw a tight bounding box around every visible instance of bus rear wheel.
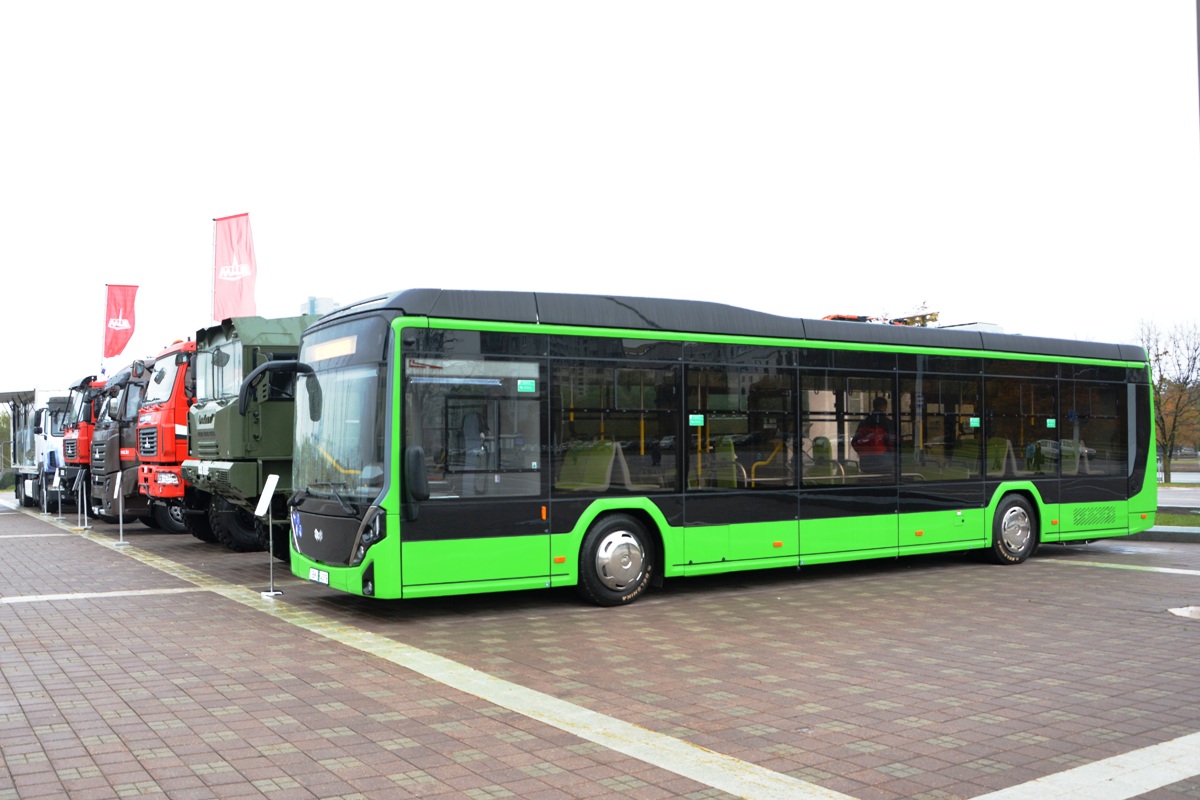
[989,495,1038,564]
[577,514,653,607]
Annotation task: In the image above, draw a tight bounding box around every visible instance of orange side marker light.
[553,556,566,564]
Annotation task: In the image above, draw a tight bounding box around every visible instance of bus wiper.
[311,481,359,515]
[288,487,311,508]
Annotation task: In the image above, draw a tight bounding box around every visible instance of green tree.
[1139,321,1200,483]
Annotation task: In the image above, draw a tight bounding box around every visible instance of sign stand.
[113,472,129,547]
[256,474,282,598]
[52,469,65,522]
[72,471,92,531]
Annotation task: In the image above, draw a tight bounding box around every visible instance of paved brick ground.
[3,501,1200,799]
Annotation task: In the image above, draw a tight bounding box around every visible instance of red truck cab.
[135,339,196,532]
[61,374,107,505]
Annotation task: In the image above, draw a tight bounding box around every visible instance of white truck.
[2,388,70,510]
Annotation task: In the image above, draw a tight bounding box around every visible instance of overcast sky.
[2,2,1197,394]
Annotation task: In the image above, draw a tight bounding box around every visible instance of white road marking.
[2,587,205,604]
[975,730,1200,800]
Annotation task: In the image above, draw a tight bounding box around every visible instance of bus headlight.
[349,508,386,567]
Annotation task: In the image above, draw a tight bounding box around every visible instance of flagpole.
[210,219,217,321]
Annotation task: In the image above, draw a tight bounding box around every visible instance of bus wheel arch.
[577,512,658,606]
[989,492,1039,565]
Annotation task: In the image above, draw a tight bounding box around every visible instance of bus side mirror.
[238,360,314,416]
[305,373,322,422]
[404,446,429,521]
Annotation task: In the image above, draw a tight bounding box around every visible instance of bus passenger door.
[401,358,549,594]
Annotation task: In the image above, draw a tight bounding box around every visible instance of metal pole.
[258,474,282,598]
[114,471,129,547]
[54,470,64,522]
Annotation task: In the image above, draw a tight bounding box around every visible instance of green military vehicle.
[181,315,317,557]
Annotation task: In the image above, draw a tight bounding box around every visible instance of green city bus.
[277,289,1155,605]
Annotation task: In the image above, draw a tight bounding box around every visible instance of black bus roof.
[314,288,1147,364]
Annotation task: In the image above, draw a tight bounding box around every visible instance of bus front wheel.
[989,495,1038,565]
[578,514,653,607]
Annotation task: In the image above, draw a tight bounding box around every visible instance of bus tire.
[989,495,1038,565]
[577,514,653,607]
[209,497,263,553]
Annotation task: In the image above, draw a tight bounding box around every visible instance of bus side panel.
[798,514,898,561]
[897,508,987,551]
[1058,476,1129,540]
[401,536,549,589]
[729,519,799,561]
[1058,501,1129,541]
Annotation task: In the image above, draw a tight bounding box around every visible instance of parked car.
[1033,439,1096,461]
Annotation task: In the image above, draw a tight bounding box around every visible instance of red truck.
[61,375,107,509]
[133,339,196,532]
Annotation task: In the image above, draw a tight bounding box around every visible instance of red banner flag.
[213,213,257,320]
[103,284,138,358]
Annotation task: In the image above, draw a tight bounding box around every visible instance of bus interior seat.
[806,435,845,483]
[613,443,661,490]
[555,440,616,491]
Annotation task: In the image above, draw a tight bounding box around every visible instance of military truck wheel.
[186,507,219,543]
[260,522,292,562]
[209,497,263,552]
[154,503,190,534]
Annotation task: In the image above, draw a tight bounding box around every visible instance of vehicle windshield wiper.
[311,481,359,515]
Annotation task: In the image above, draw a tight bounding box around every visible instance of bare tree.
[1139,321,1200,483]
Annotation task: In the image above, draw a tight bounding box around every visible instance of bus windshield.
[293,317,390,506]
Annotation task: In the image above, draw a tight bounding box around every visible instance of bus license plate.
[308,568,329,585]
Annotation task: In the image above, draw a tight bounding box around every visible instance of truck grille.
[192,430,219,458]
[139,428,158,457]
[64,440,76,459]
[91,441,106,464]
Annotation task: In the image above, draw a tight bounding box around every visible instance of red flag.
[103,284,138,358]
[213,213,257,320]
